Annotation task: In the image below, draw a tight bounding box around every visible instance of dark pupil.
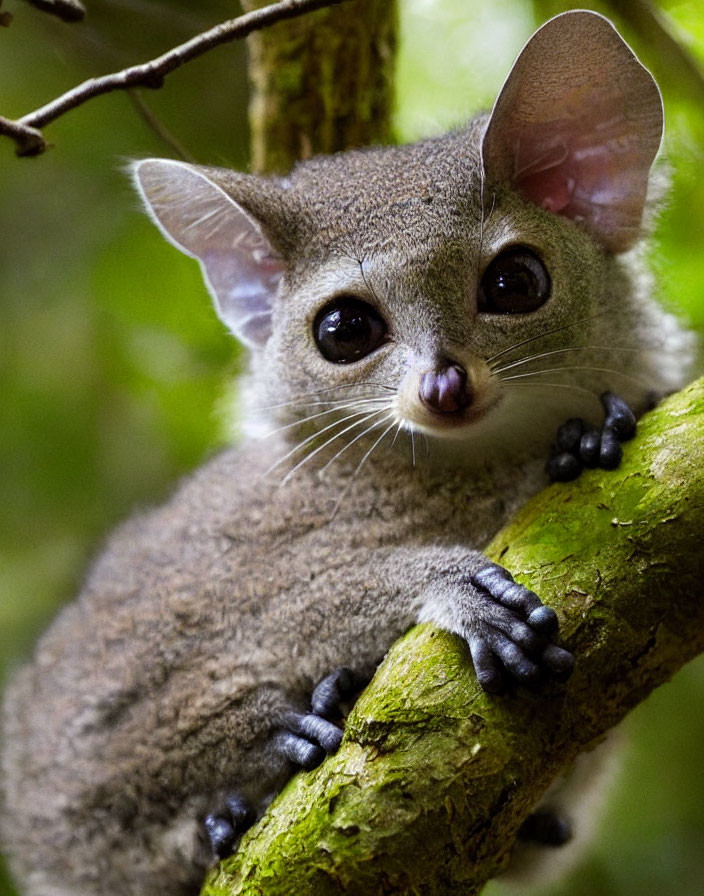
[480,247,550,314]
[314,298,386,363]
[496,266,534,298]
[325,308,369,346]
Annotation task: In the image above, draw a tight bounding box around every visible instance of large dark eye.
[478,246,551,314]
[314,297,388,364]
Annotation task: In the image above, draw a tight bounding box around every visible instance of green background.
[1,1,703,894]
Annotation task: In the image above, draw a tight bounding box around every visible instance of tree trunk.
[201,378,704,895]
[240,0,397,174]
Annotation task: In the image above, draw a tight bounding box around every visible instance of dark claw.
[498,617,543,654]
[204,814,236,860]
[469,636,504,695]
[224,793,253,830]
[204,791,255,860]
[311,667,357,718]
[284,711,343,753]
[518,808,573,846]
[469,562,573,691]
[489,635,540,686]
[527,605,558,637]
[541,644,575,681]
[555,418,584,453]
[546,451,581,482]
[599,427,622,469]
[274,706,343,770]
[471,561,508,589]
[601,391,636,440]
[471,564,542,617]
[578,426,601,467]
[274,731,325,770]
[548,392,636,482]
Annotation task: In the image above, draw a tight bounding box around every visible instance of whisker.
[319,410,395,473]
[485,311,611,368]
[499,365,651,389]
[262,398,391,439]
[410,427,417,468]
[279,407,391,487]
[295,396,390,414]
[390,420,404,449]
[493,344,650,376]
[330,417,398,518]
[254,381,395,413]
[422,432,430,459]
[359,256,384,308]
[263,407,381,480]
[502,381,602,401]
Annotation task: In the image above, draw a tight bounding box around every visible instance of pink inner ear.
[481,11,663,254]
[507,116,653,251]
[135,159,284,348]
[514,138,574,214]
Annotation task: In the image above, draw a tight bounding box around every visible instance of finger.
[274,731,325,769]
[601,391,636,440]
[468,635,504,695]
[284,712,343,753]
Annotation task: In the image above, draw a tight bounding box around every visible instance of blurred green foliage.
[1,1,703,894]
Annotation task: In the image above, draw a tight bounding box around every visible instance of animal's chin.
[407,394,500,440]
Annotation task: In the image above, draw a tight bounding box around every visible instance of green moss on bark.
[202,381,704,895]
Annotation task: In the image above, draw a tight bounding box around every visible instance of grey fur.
[1,11,696,896]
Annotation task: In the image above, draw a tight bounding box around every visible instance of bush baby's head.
[134,11,667,464]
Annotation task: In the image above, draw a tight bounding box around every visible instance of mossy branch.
[201,379,704,895]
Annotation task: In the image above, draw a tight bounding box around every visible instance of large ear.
[132,159,284,347]
[481,11,663,253]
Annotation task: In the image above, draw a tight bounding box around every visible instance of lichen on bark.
[201,381,704,895]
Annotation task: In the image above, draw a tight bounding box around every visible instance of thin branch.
[0,0,347,157]
[127,90,195,163]
[0,115,45,156]
[22,0,85,22]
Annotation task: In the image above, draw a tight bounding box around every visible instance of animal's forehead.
[282,123,486,258]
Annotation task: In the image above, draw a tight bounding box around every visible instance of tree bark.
[201,381,704,894]
[240,0,397,174]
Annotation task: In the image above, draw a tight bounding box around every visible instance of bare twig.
[127,90,196,164]
[0,115,45,155]
[0,0,347,157]
[23,0,85,23]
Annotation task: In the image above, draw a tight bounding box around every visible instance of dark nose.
[419,362,472,414]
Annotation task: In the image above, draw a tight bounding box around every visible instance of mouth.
[396,364,501,438]
[404,395,499,438]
